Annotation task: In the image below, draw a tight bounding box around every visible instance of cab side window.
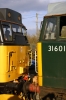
[60,16,66,38]
[2,22,12,41]
[61,26,66,37]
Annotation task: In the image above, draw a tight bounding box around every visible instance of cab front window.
[43,17,57,40]
[12,24,22,33]
[2,22,12,41]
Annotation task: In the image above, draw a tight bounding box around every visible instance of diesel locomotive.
[0,8,39,100]
[37,2,66,100]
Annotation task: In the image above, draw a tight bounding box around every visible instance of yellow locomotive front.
[0,21,29,82]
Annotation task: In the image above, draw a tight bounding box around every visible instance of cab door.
[7,46,17,72]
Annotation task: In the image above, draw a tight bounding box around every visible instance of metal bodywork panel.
[0,45,30,82]
[0,94,21,100]
[37,43,42,86]
[42,41,66,88]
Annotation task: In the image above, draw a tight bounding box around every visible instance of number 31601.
[48,45,65,52]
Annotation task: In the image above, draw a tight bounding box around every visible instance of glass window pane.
[61,26,66,37]
[12,24,21,33]
[43,17,57,40]
[60,16,66,38]
[22,28,27,36]
[2,22,12,41]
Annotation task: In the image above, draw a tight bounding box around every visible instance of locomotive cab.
[39,16,66,40]
[0,16,28,45]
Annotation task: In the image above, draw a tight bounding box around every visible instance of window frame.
[12,24,22,33]
[59,16,66,39]
[2,21,13,42]
[43,16,57,41]
[1,21,23,42]
[22,27,27,36]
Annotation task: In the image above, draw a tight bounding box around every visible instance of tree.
[27,30,40,50]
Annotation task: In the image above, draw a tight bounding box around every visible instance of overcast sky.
[0,0,66,34]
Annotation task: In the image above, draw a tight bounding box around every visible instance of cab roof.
[0,8,22,24]
[46,2,66,16]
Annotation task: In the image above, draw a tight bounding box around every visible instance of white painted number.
[48,45,65,52]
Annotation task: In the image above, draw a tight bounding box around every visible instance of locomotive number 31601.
[48,45,65,52]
